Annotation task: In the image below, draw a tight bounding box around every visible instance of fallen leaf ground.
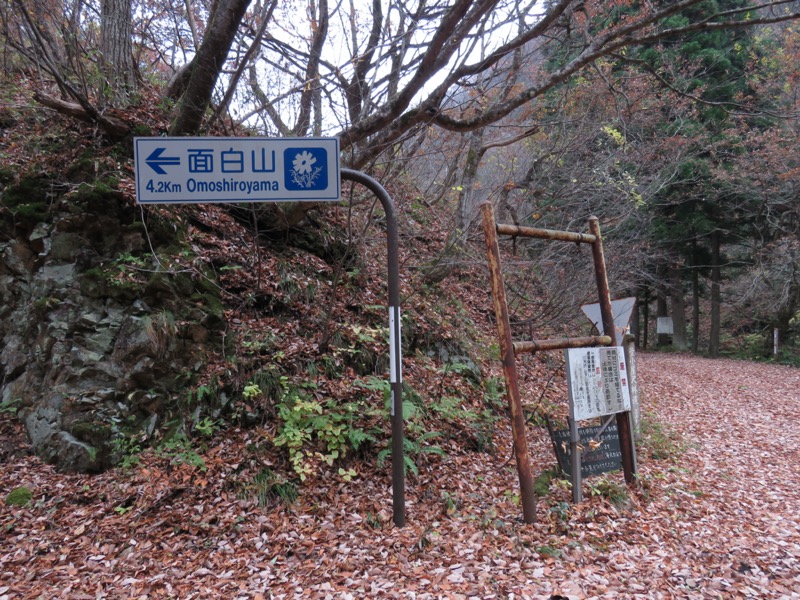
[2,353,798,599]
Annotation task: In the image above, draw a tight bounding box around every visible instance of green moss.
[1,175,50,222]
[69,420,113,446]
[190,291,224,320]
[6,486,33,507]
[71,179,123,212]
[66,157,97,181]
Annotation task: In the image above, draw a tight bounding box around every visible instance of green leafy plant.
[587,476,629,509]
[549,501,571,522]
[113,434,143,470]
[273,378,375,481]
[537,545,562,558]
[440,491,462,516]
[0,398,20,415]
[243,383,263,400]
[193,417,220,437]
[639,413,685,460]
[246,468,298,507]
[533,468,561,497]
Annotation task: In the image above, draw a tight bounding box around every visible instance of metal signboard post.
[564,346,632,503]
[134,139,406,527]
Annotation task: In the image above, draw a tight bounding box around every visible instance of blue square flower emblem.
[284,148,328,191]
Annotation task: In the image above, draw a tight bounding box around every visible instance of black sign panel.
[550,423,623,480]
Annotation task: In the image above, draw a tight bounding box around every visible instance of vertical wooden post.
[588,216,637,485]
[481,203,537,524]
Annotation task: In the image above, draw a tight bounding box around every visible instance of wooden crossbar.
[495,223,597,244]
[513,335,612,355]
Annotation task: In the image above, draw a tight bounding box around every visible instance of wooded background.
[2,0,799,356]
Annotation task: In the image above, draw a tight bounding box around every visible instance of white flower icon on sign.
[293,151,316,174]
[289,150,322,188]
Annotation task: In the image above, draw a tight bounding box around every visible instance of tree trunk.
[669,266,687,350]
[101,0,136,106]
[708,229,722,358]
[631,293,640,347]
[455,130,487,241]
[691,258,700,353]
[169,0,252,136]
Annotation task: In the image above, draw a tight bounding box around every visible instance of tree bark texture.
[691,260,700,353]
[101,0,136,106]
[669,266,688,350]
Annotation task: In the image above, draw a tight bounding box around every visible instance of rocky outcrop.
[1,178,223,472]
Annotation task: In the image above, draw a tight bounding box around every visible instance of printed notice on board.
[565,347,631,421]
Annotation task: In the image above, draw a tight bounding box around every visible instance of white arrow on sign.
[134,137,341,204]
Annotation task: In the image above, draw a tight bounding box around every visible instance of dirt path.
[623,353,800,599]
[1,353,799,599]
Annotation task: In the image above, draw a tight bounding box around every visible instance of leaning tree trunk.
[169,0,252,136]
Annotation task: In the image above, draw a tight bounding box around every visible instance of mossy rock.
[78,267,111,298]
[69,420,113,448]
[71,180,124,214]
[6,486,33,507]
[1,175,51,222]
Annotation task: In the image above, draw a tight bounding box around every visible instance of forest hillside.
[0,0,799,595]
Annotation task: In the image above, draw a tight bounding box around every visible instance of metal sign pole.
[564,357,583,504]
[340,169,405,527]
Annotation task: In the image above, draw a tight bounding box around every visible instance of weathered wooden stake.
[588,216,636,485]
[480,203,537,524]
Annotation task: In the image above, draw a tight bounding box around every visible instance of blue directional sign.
[134,137,341,204]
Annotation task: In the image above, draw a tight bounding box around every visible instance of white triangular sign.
[581,297,636,338]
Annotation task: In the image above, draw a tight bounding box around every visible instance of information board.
[565,346,631,421]
[550,423,623,479]
[134,137,341,204]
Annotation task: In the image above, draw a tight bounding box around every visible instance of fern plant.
[377,432,446,478]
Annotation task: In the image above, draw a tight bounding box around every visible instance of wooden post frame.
[480,203,637,520]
